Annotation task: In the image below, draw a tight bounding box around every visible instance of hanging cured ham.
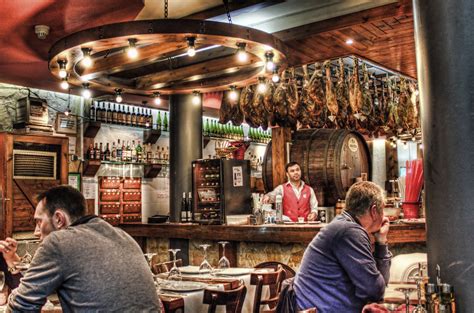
[298,64,316,128]
[240,85,259,128]
[229,89,244,126]
[286,68,299,128]
[398,78,411,132]
[219,91,241,125]
[385,76,399,131]
[324,61,338,127]
[273,71,296,128]
[263,82,276,127]
[335,58,350,129]
[408,82,420,129]
[307,62,326,128]
[252,82,269,130]
[349,58,363,120]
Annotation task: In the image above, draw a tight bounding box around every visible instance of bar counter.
[121,222,427,269]
[121,222,426,245]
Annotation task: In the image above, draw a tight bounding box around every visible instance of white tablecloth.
[158,268,269,313]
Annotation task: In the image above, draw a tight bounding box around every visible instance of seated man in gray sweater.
[8,185,161,312]
[295,181,392,313]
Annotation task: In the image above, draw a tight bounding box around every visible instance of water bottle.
[275,195,283,224]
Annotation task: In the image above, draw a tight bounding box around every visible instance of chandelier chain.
[223,0,232,24]
[164,0,168,19]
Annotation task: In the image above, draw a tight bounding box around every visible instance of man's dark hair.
[36,185,87,222]
[285,161,301,172]
[345,181,384,217]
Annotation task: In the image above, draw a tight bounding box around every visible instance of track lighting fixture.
[81,48,93,68]
[153,92,162,105]
[127,39,138,58]
[187,37,196,57]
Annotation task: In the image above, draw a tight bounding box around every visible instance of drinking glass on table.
[167,249,182,281]
[198,244,213,273]
[144,252,157,268]
[217,241,230,271]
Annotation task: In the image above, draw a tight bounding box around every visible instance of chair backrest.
[203,282,247,313]
[250,266,285,313]
[152,259,183,274]
[255,261,296,279]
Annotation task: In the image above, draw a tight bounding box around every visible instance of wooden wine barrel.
[263,129,371,206]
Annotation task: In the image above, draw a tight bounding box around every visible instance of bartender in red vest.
[262,162,318,222]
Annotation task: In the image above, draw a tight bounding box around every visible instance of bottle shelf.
[83,160,167,178]
[83,121,162,144]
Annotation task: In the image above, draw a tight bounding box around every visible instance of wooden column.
[271,127,292,189]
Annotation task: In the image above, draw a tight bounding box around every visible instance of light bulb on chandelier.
[272,68,280,83]
[127,39,138,59]
[81,48,93,68]
[115,88,123,103]
[236,43,248,62]
[153,92,162,105]
[257,77,267,93]
[187,37,196,57]
[265,52,275,72]
[58,60,67,78]
[82,83,91,99]
[229,86,238,101]
[192,91,201,105]
[60,78,69,90]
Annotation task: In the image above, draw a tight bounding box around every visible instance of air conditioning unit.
[13,149,57,180]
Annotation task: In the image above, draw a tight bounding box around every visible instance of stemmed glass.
[21,241,33,265]
[198,244,213,273]
[395,287,417,313]
[217,241,230,271]
[167,249,182,281]
[409,265,428,313]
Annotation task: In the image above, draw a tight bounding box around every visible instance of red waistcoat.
[282,183,311,222]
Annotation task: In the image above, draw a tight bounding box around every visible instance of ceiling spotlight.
[272,68,280,83]
[265,51,275,72]
[60,78,69,90]
[114,88,123,103]
[187,37,196,57]
[257,77,266,93]
[82,83,91,99]
[229,86,238,101]
[345,38,354,45]
[81,48,93,68]
[64,109,71,116]
[192,91,201,105]
[236,43,248,62]
[127,39,138,59]
[58,60,67,78]
[153,92,162,105]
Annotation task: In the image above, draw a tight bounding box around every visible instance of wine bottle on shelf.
[126,107,132,126]
[89,102,96,121]
[86,144,93,160]
[99,142,104,161]
[136,140,143,163]
[181,192,188,223]
[131,140,137,162]
[203,118,209,136]
[104,143,111,161]
[156,111,162,130]
[119,105,126,125]
[116,139,122,161]
[111,141,117,160]
[104,103,109,123]
[187,191,193,222]
[111,103,117,124]
[131,107,137,127]
[146,109,152,129]
[107,103,113,124]
[146,143,153,163]
[163,112,168,131]
[140,108,146,128]
[154,145,161,164]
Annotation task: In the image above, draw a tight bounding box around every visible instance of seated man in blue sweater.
[295,181,391,313]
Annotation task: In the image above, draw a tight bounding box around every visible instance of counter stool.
[202,281,247,313]
[251,265,285,313]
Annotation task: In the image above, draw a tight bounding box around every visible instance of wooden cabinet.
[0,133,68,238]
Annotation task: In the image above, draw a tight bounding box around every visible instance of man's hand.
[373,217,390,244]
[307,212,317,221]
[262,195,271,204]
[0,238,19,263]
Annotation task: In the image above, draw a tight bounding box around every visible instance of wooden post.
[271,127,292,189]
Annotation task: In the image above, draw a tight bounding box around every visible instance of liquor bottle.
[122,140,127,162]
[146,109,152,129]
[111,103,117,124]
[118,105,125,125]
[136,140,143,163]
[107,103,113,124]
[126,107,132,126]
[104,143,111,161]
[86,143,93,160]
[111,141,117,160]
[116,139,122,161]
[163,112,168,131]
[130,140,136,162]
[129,107,135,127]
[186,191,193,222]
[146,143,153,163]
[95,103,102,122]
[161,147,166,162]
[154,145,161,164]
[156,111,162,130]
[275,194,283,224]
[181,192,188,223]
[140,108,146,128]
[99,142,104,161]
[89,102,96,121]
[104,103,109,123]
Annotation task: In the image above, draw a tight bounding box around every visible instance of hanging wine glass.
[167,249,182,281]
[198,244,213,273]
[217,241,230,271]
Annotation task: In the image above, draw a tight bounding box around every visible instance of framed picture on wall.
[68,172,81,191]
[55,112,77,135]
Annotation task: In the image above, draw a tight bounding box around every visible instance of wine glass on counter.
[217,241,230,271]
[167,249,182,281]
[198,244,213,273]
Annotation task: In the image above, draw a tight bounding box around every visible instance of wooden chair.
[152,259,183,274]
[255,261,296,279]
[251,265,286,313]
[202,281,247,313]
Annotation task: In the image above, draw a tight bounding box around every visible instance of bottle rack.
[83,160,166,178]
[98,176,142,225]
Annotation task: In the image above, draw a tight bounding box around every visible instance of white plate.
[214,268,253,276]
[179,265,211,274]
[401,218,425,224]
[160,281,208,292]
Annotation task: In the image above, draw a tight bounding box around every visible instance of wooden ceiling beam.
[183,0,283,20]
[273,0,412,42]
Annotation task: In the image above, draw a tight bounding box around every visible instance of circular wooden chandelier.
[48,19,289,97]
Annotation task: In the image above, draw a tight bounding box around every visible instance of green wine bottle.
[163,112,169,131]
[156,111,162,131]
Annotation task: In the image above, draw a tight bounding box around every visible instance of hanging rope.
[164,0,168,19]
[223,0,232,24]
